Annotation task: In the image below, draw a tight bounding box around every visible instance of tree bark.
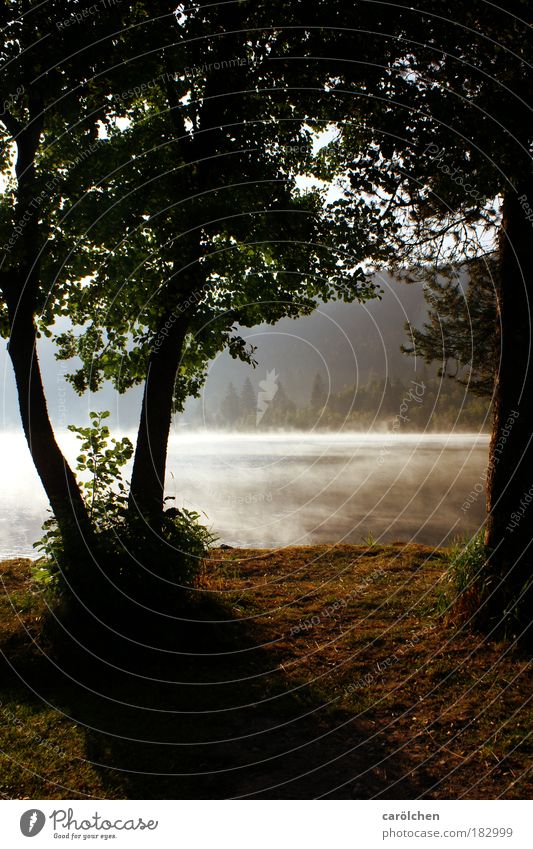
[5,283,92,557]
[485,175,533,622]
[128,312,189,521]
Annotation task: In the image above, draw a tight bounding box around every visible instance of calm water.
[0,431,489,558]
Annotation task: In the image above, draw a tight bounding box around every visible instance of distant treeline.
[202,372,491,431]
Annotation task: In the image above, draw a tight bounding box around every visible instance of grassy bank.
[0,545,531,799]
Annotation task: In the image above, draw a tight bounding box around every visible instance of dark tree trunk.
[129,313,189,521]
[1,101,92,560]
[5,284,92,557]
[485,175,533,626]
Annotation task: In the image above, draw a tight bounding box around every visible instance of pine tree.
[240,377,256,421]
[310,372,327,409]
[220,383,241,426]
[402,260,498,398]
[275,381,295,413]
[382,377,397,415]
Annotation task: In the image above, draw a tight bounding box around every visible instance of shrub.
[33,412,214,612]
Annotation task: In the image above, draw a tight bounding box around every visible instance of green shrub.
[33,412,214,606]
[102,507,215,596]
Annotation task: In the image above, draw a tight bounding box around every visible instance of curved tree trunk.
[5,287,92,558]
[485,176,533,626]
[128,312,189,521]
[1,101,92,561]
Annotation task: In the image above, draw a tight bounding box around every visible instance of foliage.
[69,412,133,524]
[361,530,377,548]
[402,259,499,398]
[432,532,487,620]
[112,508,216,597]
[34,412,132,572]
[46,3,390,412]
[312,1,532,265]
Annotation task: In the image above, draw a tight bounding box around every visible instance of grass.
[438,533,532,635]
[0,545,531,799]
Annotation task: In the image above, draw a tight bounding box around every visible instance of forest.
[214,373,490,430]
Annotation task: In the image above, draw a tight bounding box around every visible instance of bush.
[33,412,215,617]
[96,507,215,604]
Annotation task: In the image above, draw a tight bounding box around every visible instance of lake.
[0,431,489,559]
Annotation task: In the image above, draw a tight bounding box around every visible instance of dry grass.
[0,545,531,799]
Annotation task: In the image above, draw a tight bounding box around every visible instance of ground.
[0,544,531,799]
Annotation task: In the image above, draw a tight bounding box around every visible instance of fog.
[0,273,429,430]
[0,430,488,558]
[0,274,488,558]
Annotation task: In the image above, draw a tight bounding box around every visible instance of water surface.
[0,431,488,558]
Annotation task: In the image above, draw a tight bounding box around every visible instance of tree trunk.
[485,175,533,626]
[5,288,92,557]
[0,102,92,561]
[129,313,189,521]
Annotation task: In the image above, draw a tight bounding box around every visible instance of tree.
[403,259,499,398]
[1,2,397,582]
[220,383,241,427]
[54,2,388,526]
[314,0,532,631]
[240,378,256,422]
[310,372,327,409]
[259,378,296,427]
[274,380,296,415]
[0,0,144,556]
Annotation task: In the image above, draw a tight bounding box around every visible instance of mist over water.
[168,431,488,548]
[0,430,488,558]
